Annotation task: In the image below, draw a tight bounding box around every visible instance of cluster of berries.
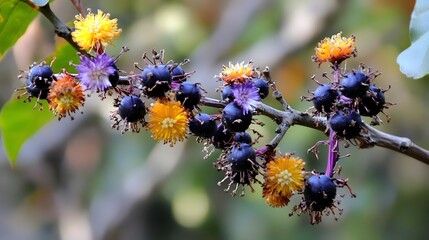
[13,7,395,224]
[308,68,389,136]
[290,32,392,224]
[110,49,197,143]
[298,68,390,223]
[187,62,271,196]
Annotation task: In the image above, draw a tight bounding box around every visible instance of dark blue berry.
[169,65,187,83]
[141,65,172,98]
[304,175,337,211]
[358,85,386,117]
[212,124,233,149]
[222,102,252,132]
[27,64,55,89]
[221,85,234,102]
[176,82,202,110]
[312,84,338,113]
[226,143,259,191]
[227,143,256,172]
[25,86,50,100]
[329,108,362,139]
[234,132,252,144]
[108,63,120,88]
[25,64,55,99]
[119,96,146,122]
[189,113,217,138]
[340,71,370,98]
[252,78,269,99]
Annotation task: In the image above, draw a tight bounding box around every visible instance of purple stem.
[325,130,338,177]
[325,65,340,177]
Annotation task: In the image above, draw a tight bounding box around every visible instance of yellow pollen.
[276,170,293,186]
[162,117,177,128]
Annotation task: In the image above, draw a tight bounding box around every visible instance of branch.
[22,1,87,55]
[359,123,429,164]
[38,4,87,55]
[200,96,429,165]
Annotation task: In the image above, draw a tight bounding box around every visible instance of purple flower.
[76,53,117,92]
[231,81,260,114]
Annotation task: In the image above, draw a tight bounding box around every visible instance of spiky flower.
[76,53,117,92]
[312,32,356,64]
[263,153,306,207]
[148,100,188,145]
[72,9,122,51]
[48,74,85,120]
[231,81,260,114]
[219,62,254,84]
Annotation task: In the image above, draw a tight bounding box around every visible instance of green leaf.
[0,0,38,60]
[397,0,429,79]
[0,97,54,166]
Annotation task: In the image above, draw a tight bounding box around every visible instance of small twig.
[262,66,289,111]
[200,96,226,109]
[69,0,84,15]
[266,119,290,150]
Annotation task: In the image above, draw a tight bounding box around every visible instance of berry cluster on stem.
[12,1,429,225]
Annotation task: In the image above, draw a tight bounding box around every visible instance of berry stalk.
[325,65,341,177]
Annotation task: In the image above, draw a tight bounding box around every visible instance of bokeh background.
[0,0,428,239]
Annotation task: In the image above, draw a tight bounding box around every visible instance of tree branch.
[359,123,429,164]
[22,1,87,55]
[200,96,429,165]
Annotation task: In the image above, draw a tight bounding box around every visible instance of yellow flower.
[72,9,122,51]
[263,153,306,207]
[148,100,188,145]
[48,74,85,120]
[312,32,356,64]
[219,62,254,84]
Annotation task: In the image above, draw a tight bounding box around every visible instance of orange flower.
[263,153,306,207]
[48,74,85,120]
[219,62,254,84]
[312,32,356,64]
[148,100,188,145]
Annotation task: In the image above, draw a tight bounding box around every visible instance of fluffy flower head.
[76,53,116,92]
[313,32,356,64]
[48,74,85,120]
[263,153,306,207]
[148,100,188,145]
[232,81,260,114]
[219,62,254,84]
[72,9,122,51]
